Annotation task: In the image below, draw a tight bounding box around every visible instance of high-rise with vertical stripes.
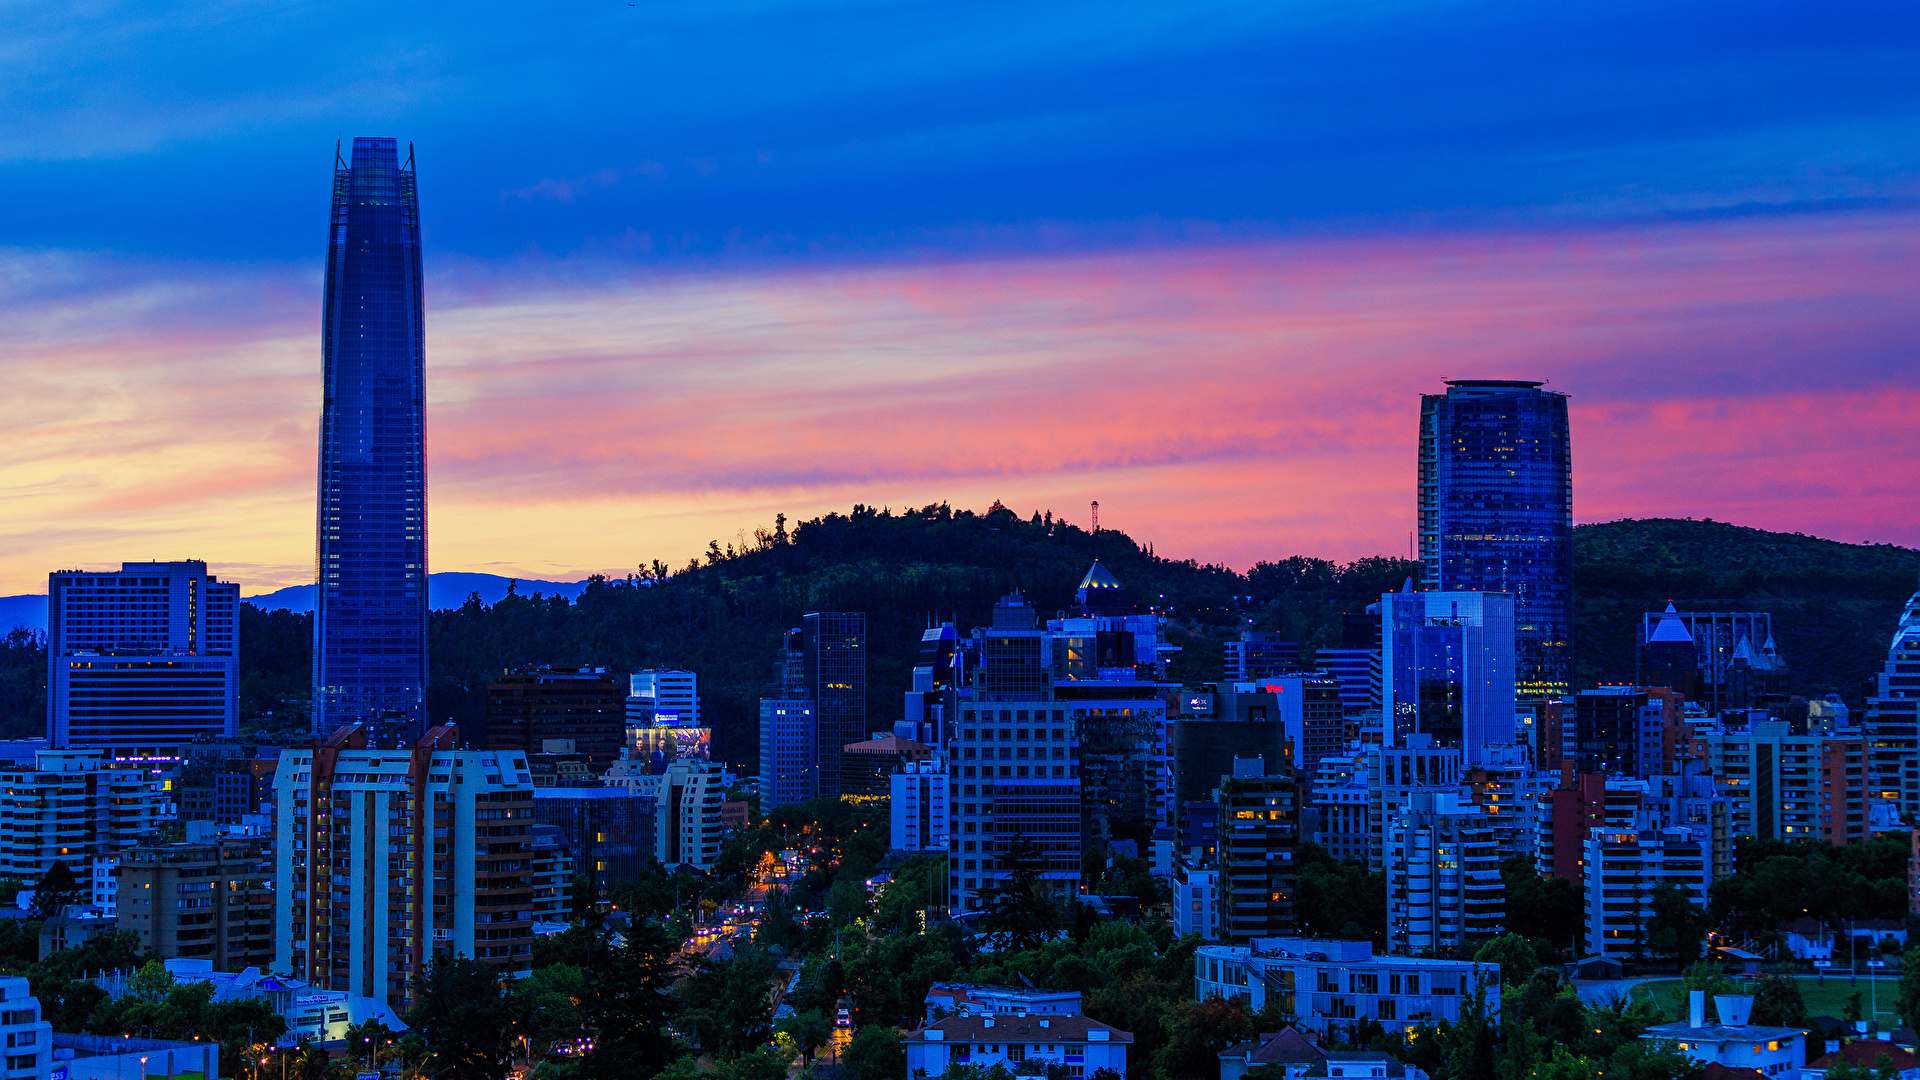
[313,137,429,744]
[1418,380,1572,700]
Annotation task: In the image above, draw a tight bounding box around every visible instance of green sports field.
[1631,976,1904,1028]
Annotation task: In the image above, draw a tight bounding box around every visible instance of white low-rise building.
[1641,992,1805,1078]
[1173,864,1218,942]
[906,1015,1130,1078]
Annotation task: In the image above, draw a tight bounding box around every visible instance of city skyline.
[4,2,1918,597]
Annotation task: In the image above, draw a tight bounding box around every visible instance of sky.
[3,0,1918,596]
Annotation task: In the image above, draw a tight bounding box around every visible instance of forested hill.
[1571,517,1917,701]
[416,503,1415,764]
[5,507,1913,755]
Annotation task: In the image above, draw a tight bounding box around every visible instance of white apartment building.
[1195,937,1498,1036]
[1172,864,1218,941]
[273,725,537,1008]
[892,760,950,853]
[655,759,724,870]
[1385,791,1503,957]
[0,976,51,1080]
[0,749,164,883]
[1582,825,1713,962]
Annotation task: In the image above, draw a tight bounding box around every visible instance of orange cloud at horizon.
[2,208,1917,597]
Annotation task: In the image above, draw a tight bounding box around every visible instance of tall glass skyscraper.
[313,137,428,743]
[1418,380,1572,699]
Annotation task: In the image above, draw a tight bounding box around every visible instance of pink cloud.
[1,207,1916,593]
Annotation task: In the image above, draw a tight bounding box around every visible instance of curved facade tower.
[313,137,428,744]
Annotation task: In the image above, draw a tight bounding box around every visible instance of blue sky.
[7,0,1918,261]
[3,0,1918,594]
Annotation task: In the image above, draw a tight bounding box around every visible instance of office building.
[483,666,625,762]
[1581,826,1713,962]
[1568,687,1666,777]
[1418,380,1572,699]
[1638,611,1781,714]
[533,788,649,905]
[1170,688,1290,810]
[903,624,962,747]
[627,670,699,727]
[1314,649,1375,716]
[1865,584,1920,818]
[0,749,165,883]
[1702,723,1871,843]
[891,759,950,854]
[46,561,239,755]
[312,137,430,745]
[273,726,535,1007]
[1639,604,1701,701]
[949,703,1082,912]
[842,735,933,798]
[1194,937,1499,1035]
[1385,791,1502,957]
[1225,633,1301,682]
[529,824,573,924]
[655,759,724,870]
[1377,590,1516,766]
[1216,757,1297,944]
[758,699,816,809]
[804,612,866,797]
[119,837,273,970]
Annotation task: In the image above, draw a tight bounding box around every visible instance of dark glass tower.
[1418,380,1572,698]
[313,137,428,744]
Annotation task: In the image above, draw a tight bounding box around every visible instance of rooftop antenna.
[1091,500,1100,562]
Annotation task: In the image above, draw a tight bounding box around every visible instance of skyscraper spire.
[313,137,429,745]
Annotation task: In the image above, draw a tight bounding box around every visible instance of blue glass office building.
[1418,380,1572,698]
[313,138,428,742]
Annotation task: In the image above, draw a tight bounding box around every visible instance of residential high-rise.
[482,666,625,762]
[891,759,951,855]
[313,136,429,745]
[1384,791,1503,957]
[1702,722,1872,843]
[1377,589,1516,765]
[0,749,166,883]
[1580,826,1712,963]
[655,759,724,870]
[1418,380,1572,699]
[804,612,866,797]
[273,725,535,1007]
[47,561,239,756]
[120,836,274,970]
[1215,757,1297,943]
[1865,582,1920,817]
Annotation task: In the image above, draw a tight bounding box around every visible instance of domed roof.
[1078,560,1124,591]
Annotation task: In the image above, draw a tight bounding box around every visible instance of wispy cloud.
[2,207,1915,593]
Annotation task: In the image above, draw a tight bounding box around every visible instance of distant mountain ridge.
[0,572,592,632]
